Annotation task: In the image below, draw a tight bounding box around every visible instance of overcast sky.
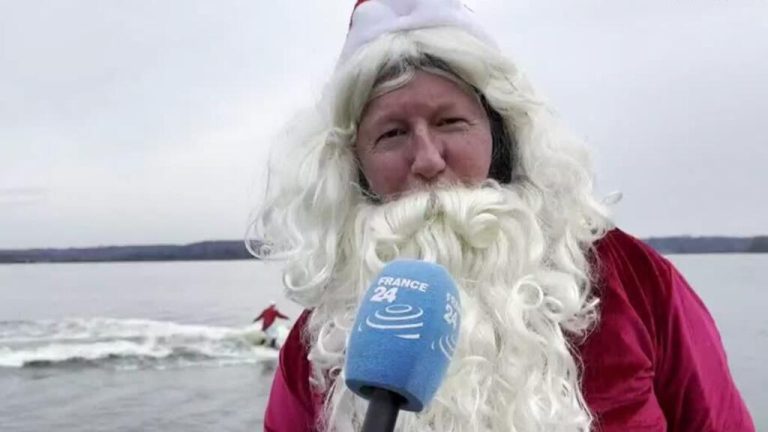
[1,1,766,249]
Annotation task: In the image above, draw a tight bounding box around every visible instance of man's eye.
[377,128,405,142]
[437,118,465,127]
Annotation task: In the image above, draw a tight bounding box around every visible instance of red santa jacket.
[253,305,289,331]
[264,229,754,431]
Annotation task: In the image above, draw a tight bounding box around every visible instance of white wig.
[251,27,610,305]
[250,27,614,431]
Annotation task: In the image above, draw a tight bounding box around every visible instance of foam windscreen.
[345,259,461,412]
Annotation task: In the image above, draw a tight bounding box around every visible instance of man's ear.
[357,167,382,204]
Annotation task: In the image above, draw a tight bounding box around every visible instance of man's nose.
[410,125,446,181]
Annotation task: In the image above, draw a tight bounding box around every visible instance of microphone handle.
[361,388,403,432]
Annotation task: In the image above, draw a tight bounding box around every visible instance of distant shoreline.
[0,241,254,264]
[1,236,767,264]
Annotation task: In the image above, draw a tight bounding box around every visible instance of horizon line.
[2,234,767,252]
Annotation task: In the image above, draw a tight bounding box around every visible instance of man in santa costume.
[252,1,754,430]
[253,301,289,348]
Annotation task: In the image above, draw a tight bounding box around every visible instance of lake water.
[0,255,765,431]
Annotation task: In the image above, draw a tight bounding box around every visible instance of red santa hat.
[339,0,497,64]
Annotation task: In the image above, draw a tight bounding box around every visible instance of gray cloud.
[0,187,49,206]
[1,0,766,248]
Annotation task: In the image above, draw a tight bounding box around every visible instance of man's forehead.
[362,76,481,124]
[366,96,458,122]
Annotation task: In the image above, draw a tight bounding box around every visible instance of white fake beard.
[308,182,596,432]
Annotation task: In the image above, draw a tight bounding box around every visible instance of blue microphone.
[345,259,461,432]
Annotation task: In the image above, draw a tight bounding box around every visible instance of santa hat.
[338,0,497,64]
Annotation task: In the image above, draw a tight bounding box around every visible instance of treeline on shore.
[0,241,254,264]
[1,236,767,264]
[645,236,768,254]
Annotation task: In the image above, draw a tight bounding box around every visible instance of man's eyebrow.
[360,110,394,131]
[432,100,464,114]
[364,98,466,127]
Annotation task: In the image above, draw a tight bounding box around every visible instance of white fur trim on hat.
[338,0,497,64]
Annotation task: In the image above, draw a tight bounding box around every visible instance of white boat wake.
[0,317,288,370]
